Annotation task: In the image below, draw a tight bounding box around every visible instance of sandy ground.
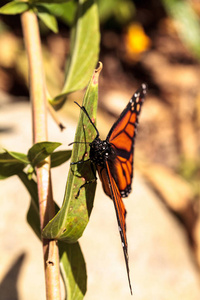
[0,101,200,300]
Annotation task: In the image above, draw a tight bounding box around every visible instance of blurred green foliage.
[178,157,200,198]
[162,0,200,59]
[97,0,135,25]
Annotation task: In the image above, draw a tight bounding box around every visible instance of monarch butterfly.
[73,83,147,294]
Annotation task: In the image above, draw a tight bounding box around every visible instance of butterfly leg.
[75,162,97,198]
[70,157,92,179]
[70,158,90,165]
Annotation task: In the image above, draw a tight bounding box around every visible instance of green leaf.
[28,141,61,167]
[0,1,29,15]
[162,0,200,59]
[42,64,102,242]
[37,4,58,33]
[0,152,28,179]
[31,0,72,3]
[18,171,87,299]
[39,2,77,26]
[59,242,87,300]
[5,150,30,164]
[50,0,100,110]
[27,200,41,239]
[51,150,72,168]
[18,171,41,239]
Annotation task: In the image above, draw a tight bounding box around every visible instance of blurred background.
[0,0,200,299]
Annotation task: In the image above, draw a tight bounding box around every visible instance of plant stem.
[21,11,61,300]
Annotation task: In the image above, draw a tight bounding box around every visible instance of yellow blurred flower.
[125,23,151,59]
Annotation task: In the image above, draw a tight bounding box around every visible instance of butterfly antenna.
[74,101,99,137]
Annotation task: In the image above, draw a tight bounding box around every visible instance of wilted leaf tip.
[92,61,103,85]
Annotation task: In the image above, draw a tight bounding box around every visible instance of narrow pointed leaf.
[18,172,87,299]
[43,64,102,242]
[39,2,77,26]
[51,150,72,168]
[0,152,27,179]
[27,201,41,239]
[5,150,29,164]
[50,0,100,110]
[18,172,39,201]
[18,172,41,239]
[37,5,58,33]
[28,141,61,167]
[0,1,29,15]
[59,242,87,300]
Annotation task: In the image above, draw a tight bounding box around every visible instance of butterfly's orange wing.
[97,161,132,294]
[85,84,147,294]
[107,83,147,197]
